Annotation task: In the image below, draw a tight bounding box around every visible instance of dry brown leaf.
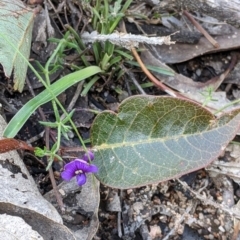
[141,48,228,93]
[144,27,240,64]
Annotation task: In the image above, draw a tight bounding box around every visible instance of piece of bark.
[141,48,229,93]
[145,27,240,64]
[158,0,240,28]
[0,115,76,240]
[0,214,44,240]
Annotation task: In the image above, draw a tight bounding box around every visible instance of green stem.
[0,33,88,156]
[45,41,65,85]
[214,98,240,115]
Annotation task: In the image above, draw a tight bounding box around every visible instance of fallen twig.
[183,10,220,48]
[177,179,240,219]
[26,77,65,213]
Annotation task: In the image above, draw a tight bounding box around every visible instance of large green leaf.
[91,96,240,189]
[0,0,34,92]
[4,66,101,138]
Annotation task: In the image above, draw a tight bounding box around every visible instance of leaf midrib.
[94,130,215,150]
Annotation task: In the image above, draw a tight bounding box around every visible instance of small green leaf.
[34,147,46,157]
[62,109,75,124]
[91,96,240,189]
[4,66,101,138]
[38,121,58,128]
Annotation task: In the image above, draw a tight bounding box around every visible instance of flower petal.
[82,151,94,162]
[74,160,98,173]
[76,173,86,186]
[61,161,79,181]
[76,162,98,173]
[84,164,98,173]
[63,161,78,172]
[61,169,75,181]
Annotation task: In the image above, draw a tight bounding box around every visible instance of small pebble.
[67,130,74,139]
[132,202,144,214]
[218,225,225,232]
[59,189,65,196]
[159,216,167,223]
[208,234,214,239]
[137,216,142,222]
[106,192,121,212]
[152,196,161,205]
[199,213,204,220]
[196,69,202,76]
[217,196,223,202]
[177,225,184,235]
[206,218,211,225]
[214,219,220,225]
[127,189,133,194]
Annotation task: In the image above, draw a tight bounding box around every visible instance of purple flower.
[61,151,98,186]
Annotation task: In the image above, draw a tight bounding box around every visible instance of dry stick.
[68,0,82,30]
[203,52,237,92]
[124,76,133,96]
[24,152,46,167]
[64,1,70,27]
[117,191,123,238]
[60,146,85,154]
[177,179,240,219]
[131,47,178,97]
[122,64,147,95]
[46,0,66,31]
[59,81,84,142]
[183,10,220,48]
[131,47,198,101]
[67,81,84,112]
[60,81,84,121]
[26,131,45,145]
[224,52,237,76]
[26,77,65,212]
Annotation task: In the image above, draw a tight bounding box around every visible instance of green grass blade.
[109,0,133,33]
[4,66,101,138]
[126,60,175,76]
[114,49,133,60]
[81,75,100,97]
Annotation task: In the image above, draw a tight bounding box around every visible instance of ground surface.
[2,0,240,239]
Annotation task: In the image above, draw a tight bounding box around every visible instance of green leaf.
[91,96,240,189]
[4,66,101,138]
[0,0,34,92]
